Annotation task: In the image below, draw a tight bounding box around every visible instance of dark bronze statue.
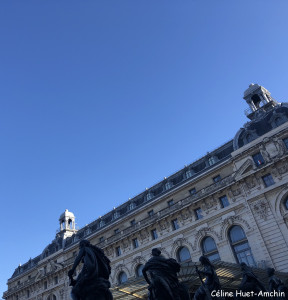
[267,267,288,299]
[68,240,113,300]
[142,248,190,300]
[239,262,266,299]
[194,256,221,300]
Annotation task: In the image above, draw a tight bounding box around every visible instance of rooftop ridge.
[84,139,234,224]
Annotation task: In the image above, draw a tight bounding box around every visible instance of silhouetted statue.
[267,267,288,299]
[194,256,221,300]
[239,262,266,299]
[142,248,190,300]
[68,240,113,300]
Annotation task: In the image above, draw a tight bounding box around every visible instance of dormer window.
[99,220,105,228]
[208,156,217,166]
[113,211,120,220]
[165,181,173,190]
[146,192,153,201]
[128,202,136,211]
[186,170,193,179]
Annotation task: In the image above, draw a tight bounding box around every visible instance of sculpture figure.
[267,267,288,299]
[193,256,221,300]
[239,262,266,299]
[142,248,190,300]
[68,240,113,300]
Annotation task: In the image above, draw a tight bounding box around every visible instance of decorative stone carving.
[259,144,271,163]
[220,215,252,240]
[59,289,64,300]
[193,227,221,249]
[140,228,149,242]
[121,238,130,251]
[273,137,287,158]
[104,246,113,258]
[202,197,217,212]
[278,163,288,175]
[179,208,191,224]
[113,264,131,282]
[172,238,194,253]
[252,199,269,220]
[245,176,257,189]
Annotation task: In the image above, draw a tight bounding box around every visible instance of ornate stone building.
[4,84,288,299]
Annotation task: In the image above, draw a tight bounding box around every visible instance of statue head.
[199,256,212,266]
[152,248,161,257]
[267,267,275,277]
[79,239,90,249]
[240,262,248,271]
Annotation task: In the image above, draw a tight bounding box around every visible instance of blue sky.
[1,1,288,296]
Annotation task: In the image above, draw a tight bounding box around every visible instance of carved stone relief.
[273,137,287,158]
[220,215,252,240]
[193,227,221,249]
[251,199,269,220]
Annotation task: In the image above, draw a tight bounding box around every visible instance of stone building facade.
[4,84,288,299]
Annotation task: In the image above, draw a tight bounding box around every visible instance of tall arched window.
[118,271,128,284]
[202,237,220,262]
[136,264,144,277]
[177,246,191,262]
[229,225,255,266]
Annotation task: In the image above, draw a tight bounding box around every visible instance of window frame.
[194,207,203,220]
[132,238,139,249]
[171,218,179,230]
[201,236,220,262]
[177,246,191,262]
[219,195,229,208]
[151,229,158,240]
[213,175,221,183]
[262,174,275,187]
[229,225,256,266]
[115,246,121,257]
[252,152,265,166]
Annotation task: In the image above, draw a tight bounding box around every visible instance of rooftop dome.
[59,209,75,221]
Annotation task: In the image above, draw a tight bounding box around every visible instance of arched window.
[177,246,191,262]
[47,295,56,300]
[118,271,128,284]
[68,219,73,229]
[229,225,255,266]
[202,237,220,262]
[136,264,144,277]
[285,197,288,210]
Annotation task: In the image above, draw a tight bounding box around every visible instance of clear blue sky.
[1,1,288,296]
